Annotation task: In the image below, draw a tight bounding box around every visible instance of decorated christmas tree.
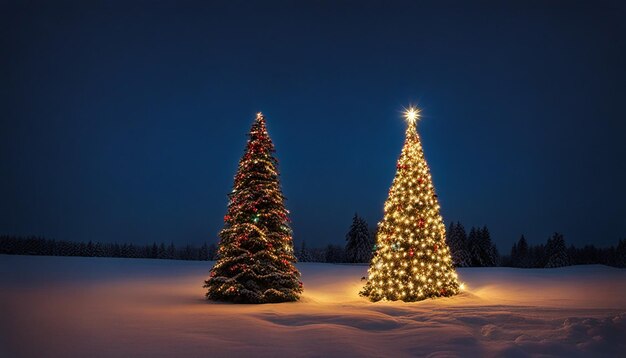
[204,112,302,303]
[361,107,460,302]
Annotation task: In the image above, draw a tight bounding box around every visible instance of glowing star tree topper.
[404,106,420,125]
[360,106,461,302]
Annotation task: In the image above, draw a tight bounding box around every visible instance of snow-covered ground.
[1,255,624,357]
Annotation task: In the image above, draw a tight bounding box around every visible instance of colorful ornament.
[204,112,302,304]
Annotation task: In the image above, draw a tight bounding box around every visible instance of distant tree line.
[0,235,218,261]
[2,219,625,268]
[502,233,626,268]
[294,213,375,264]
[446,222,499,267]
[445,221,626,268]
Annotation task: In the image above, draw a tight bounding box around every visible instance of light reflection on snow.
[1,256,624,357]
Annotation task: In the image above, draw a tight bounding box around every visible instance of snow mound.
[1,255,624,357]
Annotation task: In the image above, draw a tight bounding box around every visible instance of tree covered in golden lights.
[204,112,302,303]
[361,107,460,302]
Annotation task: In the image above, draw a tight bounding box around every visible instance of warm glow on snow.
[1,256,625,357]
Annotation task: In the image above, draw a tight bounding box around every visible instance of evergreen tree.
[0,236,15,254]
[467,227,481,267]
[157,243,167,259]
[150,243,159,259]
[481,227,498,266]
[167,242,176,259]
[180,245,194,260]
[616,239,626,268]
[309,247,326,262]
[325,244,345,263]
[510,242,518,266]
[204,113,302,303]
[94,242,105,257]
[515,235,529,267]
[208,243,217,260]
[530,244,547,268]
[545,232,570,268]
[361,107,459,301]
[86,241,95,257]
[297,241,311,262]
[467,226,497,267]
[127,243,138,258]
[345,213,373,263]
[198,243,209,261]
[446,221,471,267]
[490,242,500,267]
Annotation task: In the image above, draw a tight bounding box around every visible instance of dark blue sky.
[2,0,625,250]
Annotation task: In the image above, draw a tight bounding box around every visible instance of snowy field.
[1,255,625,357]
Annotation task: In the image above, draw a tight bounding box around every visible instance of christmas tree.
[361,107,460,302]
[204,112,302,303]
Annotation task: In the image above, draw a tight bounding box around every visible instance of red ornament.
[434,244,438,252]
[409,248,414,257]
[418,219,425,228]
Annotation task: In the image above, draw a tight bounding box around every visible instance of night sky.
[2,1,625,250]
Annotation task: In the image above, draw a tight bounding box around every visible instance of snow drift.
[1,255,624,357]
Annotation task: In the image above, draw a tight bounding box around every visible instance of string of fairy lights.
[206,108,460,304]
[361,107,461,302]
[204,112,302,304]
